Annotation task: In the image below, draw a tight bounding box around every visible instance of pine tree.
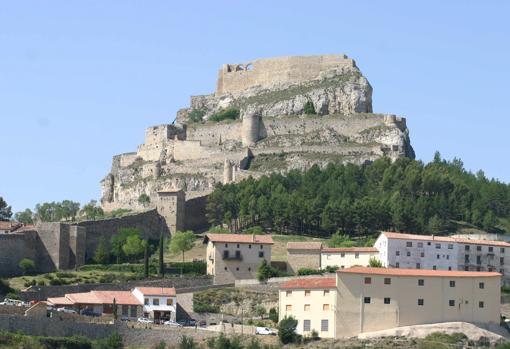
[143,240,149,278]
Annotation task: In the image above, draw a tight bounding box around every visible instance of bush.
[268,307,278,323]
[153,340,166,349]
[303,101,316,115]
[502,285,510,294]
[24,279,36,288]
[138,194,151,205]
[168,261,206,275]
[209,108,240,122]
[310,329,319,340]
[368,257,383,267]
[179,335,197,349]
[278,316,298,344]
[39,335,92,349]
[187,109,205,123]
[324,265,338,273]
[49,278,66,286]
[5,292,19,300]
[297,268,323,276]
[257,259,282,281]
[19,258,35,275]
[37,280,46,286]
[56,272,75,278]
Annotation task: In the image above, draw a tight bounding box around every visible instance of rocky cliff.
[100,54,414,231]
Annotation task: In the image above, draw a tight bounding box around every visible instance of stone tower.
[241,113,260,147]
[155,190,185,235]
[223,159,233,184]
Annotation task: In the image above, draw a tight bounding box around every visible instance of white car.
[56,307,76,314]
[137,317,153,324]
[163,320,182,327]
[255,327,276,335]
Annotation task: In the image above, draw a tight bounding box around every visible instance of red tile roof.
[381,232,510,247]
[135,287,176,296]
[204,233,274,244]
[65,292,101,304]
[338,266,501,278]
[47,296,74,306]
[322,247,378,253]
[287,241,322,250]
[91,291,142,305]
[281,277,336,289]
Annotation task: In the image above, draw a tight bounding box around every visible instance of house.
[287,242,322,273]
[321,247,379,269]
[47,290,143,320]
[204,233,273,284]
[279,277,337,338]
[132,287,176,322]
[279,267,501,338]
[375,232,510,281]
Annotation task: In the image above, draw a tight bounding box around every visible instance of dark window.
[427,242,431,246]
[501,257,505,265]
[396,262,400,268]
[248,244,251,249]
[364,277,372,284]
[396,251,400,256]
[477,246,482,252]
[224,267,227,271]
[384,297,391,304]
[420,252,425,257]
[433,266,437,270]
[144,298,149,305]
[237,244,240,248]
[501,248,505,253]
[465,255,470,263]
[479,282,485,289]
[465,245,470,251]
[437,254,440,259]
[236,267,239,271]
[448,244,454,250]
[416,263,421,269]
[122,305,129,316]
[321,319,329,332]
[418,279,424,286]
[449,300,455,307]
[248,267,251,272]
[448,267,452,270]
[130,305,137,318]
[223,250,229,259]
[477,266,481,271]
[153,298,159,306]
[464,266,469,271]
[406,251,411,257]
[489,246,493,253]
[479,301,484,308]
[225,243,228,248]
[364,297,371,304]
[477,256,481,264]
[418,299,424,306]
[235,250,241,259]
[449,280,456,287]
[258,251,264,258]
[435,243,441,249]
[406,242,412,247]
[303,320,311,332]
[260,245,263,249]
[384,278,391,285]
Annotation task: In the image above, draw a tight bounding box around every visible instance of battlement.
[216,54,355,96]
[145,124,186,146]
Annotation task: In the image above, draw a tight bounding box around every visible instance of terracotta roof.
[91,291,142,305]
[338,266,501,278]
[287,241,322,250]
[204,233,274,244]
[322,247,378,253]
[65,292,101,304]
[47,296,74,306]
[281,277,336,289]
[381,232,510,248]
[135,287,176,296]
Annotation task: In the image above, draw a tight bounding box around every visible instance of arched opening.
[245,63,253,71]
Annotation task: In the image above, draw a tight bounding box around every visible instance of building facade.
[279,278,337,338]
[279,267,501,339]
[132,287,176,322]
[321,247,379,269]
[286,242,322,273]
[375,232,510,281]
[204,233,273,284]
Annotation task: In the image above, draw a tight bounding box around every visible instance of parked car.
[255,327,276,335]
[163,320,182,327]
[80,309,100,317]
[56,307,76,314]
[137,317,153,324]
[188,319,197,327]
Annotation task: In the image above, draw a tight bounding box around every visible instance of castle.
[100,54,414,234]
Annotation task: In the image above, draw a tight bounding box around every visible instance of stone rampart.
[0,233,34,277]
[216,54,355,96]
[186,121,242,146]
[184,195,209,231]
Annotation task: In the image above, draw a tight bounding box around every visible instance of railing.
[223,254,243,261]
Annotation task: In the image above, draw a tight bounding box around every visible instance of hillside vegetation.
[207,153,510,237]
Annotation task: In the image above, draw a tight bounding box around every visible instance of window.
[427,242,431,246]
[465,245,470,251]
[448,267,452,270]
[501,257,505,265]
[384,297,391,304]
[236,267,239,271]
[437,254,440,259]
[130,305,137,318]
[433,266,437,270]
[435,243,441,249]
[286,291,292,297]
[364,297,371,304]
[464,266,469,271]
[303,319,311,332]
[167,298,173,306]
[479,301,484,308]
[223,250,229,259]
[501,269,505,275]
[406,241,413,247]
[237,244,240,248]
[259,251,264,258]
[321,319,329,332]
[406,251,411,257]
[501,248,505,253]
[384,278,391,285]
[489,246,493,253]
[364,277,372,284]
[341,253,345,257]
[355,253,359,259]
[449,300,455,307]
[225,243,228,248]
[420,252,425,257]
[447,255,450,260]
[260,245,263,249]
[477,245,482,252]
[416,263,421,269]
[465,255,469,263]
[396,262,400,268]
[248,267,251,272]
[396,251,400,256]
[323,290,330,296]
[418,279,424,286]
[448,244,454,250]
[144,298,149,305]
[477,266,481,271]
[235,250,241,258]
[323,304,330,311]
[477,256,481,264]
[248,244,251,249]
[305,290,311,297]
[122,305,129,316]
[224,267,227,271]
[418,299,424,306]
[153,298,159,306]
[479,282,485,289]
[488,267,493,272]
[417,242,423,248]
[449,280,456,287]
[304,304,310,311]
[286,305,292,312]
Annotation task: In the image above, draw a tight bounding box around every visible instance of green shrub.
[19,258,36,275]
[303,101,316,115]
[37,280,46,286]
[502,285,510,294]
[56,272,75,278]
[187,109,205,123]
[268,307,278,323]
[39,335,92,349]
[5,292,19,300]
[324,265,338,273]
[179,335,198,349]
[24,279,36,288]
[297,268,323,276]
[49,278,66,286]
[278,316,298,344]
[138,194,151,205]
[209,108,240,122]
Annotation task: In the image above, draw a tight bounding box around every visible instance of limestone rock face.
[100,54,414,230]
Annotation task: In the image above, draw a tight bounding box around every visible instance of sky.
[1,1,509,213]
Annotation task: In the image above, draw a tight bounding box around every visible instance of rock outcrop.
[100,54,414,232]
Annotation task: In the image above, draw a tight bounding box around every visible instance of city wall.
[216,54,355,96]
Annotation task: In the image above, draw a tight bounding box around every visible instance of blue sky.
[1,1,509,213]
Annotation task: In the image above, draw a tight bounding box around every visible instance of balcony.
[222,251,243,261]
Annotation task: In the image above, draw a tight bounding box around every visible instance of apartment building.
[321,247,379,269]
[279,267,501,338]
[375,232,510,280]
[336,267,500,337]
[204,233,273,284]
[279,277,337,338]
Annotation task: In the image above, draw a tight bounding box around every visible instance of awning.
[143,305,176,313]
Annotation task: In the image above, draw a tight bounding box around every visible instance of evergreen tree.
[143,240,149,278]
[94,237,109,265]
[159,233,165,277]
[0,197,12,221]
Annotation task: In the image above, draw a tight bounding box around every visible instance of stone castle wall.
[216,54,355,96]
[0,233,36,277]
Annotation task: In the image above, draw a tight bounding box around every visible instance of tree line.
[206,153,510,237]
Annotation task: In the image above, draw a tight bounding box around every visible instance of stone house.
[286,242,322,273]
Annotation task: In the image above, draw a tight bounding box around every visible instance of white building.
[321,247,379,269]
[132,287,177,322]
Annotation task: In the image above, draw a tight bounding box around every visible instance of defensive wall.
[216,54,355,96]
